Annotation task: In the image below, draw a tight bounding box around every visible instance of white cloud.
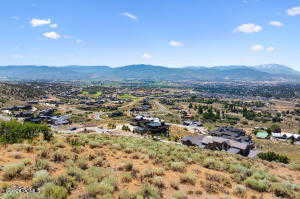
[251,44,264,51]
[43,32,61,39]
[169,40,184,47]
[234,23,262,33]
[121,12,138,20]
[287,6,300,16]
[50,23,58,28]
[269,21,283,27]
[266,47,275,52]
[142,53,152,59]
[30,18,51,27]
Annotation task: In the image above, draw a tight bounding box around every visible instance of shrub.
[76,158,89,170]
[180,173,196,185]
[20,166,34,180]
[37,146,50,159]
[67,167,85,182]
[89,141,101,149]
[121,172,133,183]
[205,173,231,187]
[118,190,135,199]
[17,193,44,199]
[153,168,165,176]
[32,170,52,188]
[203,158,225,171]
[93,157,105,167]
[250,169,277,182]
[22,158,32,166]
[228,164,250,175]
[66,136,86,146]
[170,162,186,172]
[0,193,21,199]
[271,182,296,199]
[55,174,77,193]
[289,163,300,171]
[101,177,118,191]
[119,162,133,171]
[71,146,84,154]
[0,182,9,193]
[85,167,112,182]
[244,178,269,192]
[172,191,188,199]
[40,183,68,199]
[122,125,131,132]
[137,184,160,199]
[43,130,53,141]
[86,182,114,197]
[35,159,50,170]
[88,153,96,161]
[258,152,290,164]
[202,181,223,193]
[151,176,166,189]
[141,169,155,179]
[170,181,179,190]
[3,163,25,180]
[141,168,165,179]
[52,150,69,162]
[54,142,66,148]
[233,184,247,197]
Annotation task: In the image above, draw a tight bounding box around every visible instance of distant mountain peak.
[253,64,300,75]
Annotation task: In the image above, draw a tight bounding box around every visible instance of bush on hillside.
[258,152,290,164]
[0,120,50,144]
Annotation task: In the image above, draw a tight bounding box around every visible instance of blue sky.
[1,0,300,70]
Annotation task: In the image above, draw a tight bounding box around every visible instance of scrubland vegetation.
[0,132,299,199]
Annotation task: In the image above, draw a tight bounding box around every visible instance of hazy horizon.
[1,63,300,72]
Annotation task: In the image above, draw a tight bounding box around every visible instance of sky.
[0,0,300,70]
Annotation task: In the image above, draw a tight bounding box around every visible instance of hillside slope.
[0,82,45,105]
[0,133,299,198]
[0,64,299,82]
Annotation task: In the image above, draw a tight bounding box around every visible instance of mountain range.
[0,64,299,82]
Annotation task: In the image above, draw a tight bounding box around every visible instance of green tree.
[0,120,50,144]
[267,124,281,133]
[197,106,203,114]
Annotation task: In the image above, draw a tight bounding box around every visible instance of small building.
[131,115,169,136]
[183,120,203,127]
[108,111,124,118]
[50,116,70,126]
[13,111,33,118]
[181,135,256,157]
[40,109,55,116]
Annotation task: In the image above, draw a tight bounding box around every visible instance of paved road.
[153,100,173,114]
[0,114,12,121]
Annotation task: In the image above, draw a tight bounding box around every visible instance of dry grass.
[0,133,299,199]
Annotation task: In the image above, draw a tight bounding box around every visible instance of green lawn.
[118,94,138,100]
[81,91,102,98]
